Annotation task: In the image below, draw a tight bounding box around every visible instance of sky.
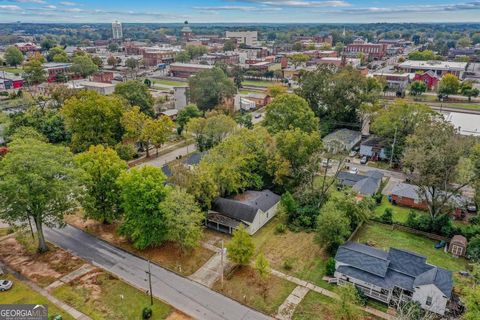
[1,0,480,24]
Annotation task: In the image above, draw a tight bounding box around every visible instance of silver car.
[0,279,13,291]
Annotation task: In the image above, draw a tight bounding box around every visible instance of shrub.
[142,307,153,320]
[380,208,393,224]
[115,143,137,161]
[355,287,368,306]
[373,193,383,205]
[274,223,286,235]
[469,216,480,225]
[405,211,418,228]
[467,235,480,262]
[283,257,294,271]
[325,257,336,277]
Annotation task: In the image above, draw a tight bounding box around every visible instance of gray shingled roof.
[335,242,453,298]
[337,170,383,196]
[390,183,422,201]
[213,190,280,223]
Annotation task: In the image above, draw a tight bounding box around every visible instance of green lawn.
[153,79,187,87]
[0,67,23,74]
[373,197,424,224]
[213,266,296,315]
[251,215,335,290]
[1,274,74,320]
[353,222,468,272]
[292,291,336,320]
[0,227,12,237]
[242,80,282,87]
[53,272,172,320]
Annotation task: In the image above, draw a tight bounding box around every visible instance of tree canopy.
[4,46,23,67]
[75,145,127,224]
[0,137,81,252]
[114,80,155,116]
[264,94,319,134]
[188,67,237,111]
[61,90,126,152]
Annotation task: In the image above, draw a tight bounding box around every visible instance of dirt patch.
[65,213,214,276]
[165,311,192,320]
[0,235,83,287]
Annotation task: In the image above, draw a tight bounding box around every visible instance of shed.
[449,235,467,257]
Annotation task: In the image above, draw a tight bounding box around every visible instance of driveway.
[44,226,271,320]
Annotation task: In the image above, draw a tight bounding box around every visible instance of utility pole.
[145,260,153,306]
[390,127,398,168]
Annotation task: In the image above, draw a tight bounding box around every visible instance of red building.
[92,72,114,83]
[14,42,40,53]
[345,38,388,60]
[413,71,440,90]
[43,63,74,83]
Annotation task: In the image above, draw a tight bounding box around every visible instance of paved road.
[140,144,196,168]
[44,226,271,320]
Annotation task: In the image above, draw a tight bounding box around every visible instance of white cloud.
[239,0,350,8]
[0,5,22,10]
[59,1,77,6]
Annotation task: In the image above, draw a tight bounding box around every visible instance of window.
[426,296,433,306]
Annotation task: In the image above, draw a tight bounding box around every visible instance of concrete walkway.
[271,269,394,320]
[275,286,310,320]
[45,264,96,292]
[189,252,224,288]
[1,263,91,320]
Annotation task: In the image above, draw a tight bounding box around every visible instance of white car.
[349,167,359,175]
[0,279,12,291]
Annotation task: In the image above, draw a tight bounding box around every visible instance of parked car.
[360,156,368,165]
[0,279,12,291]
[349,167,359,175]
[349,151,357,157]
[254,113,262,119]
[467,204,477,213]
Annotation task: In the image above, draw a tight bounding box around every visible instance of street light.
[145,260,153,306]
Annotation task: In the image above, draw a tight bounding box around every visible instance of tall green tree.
[4,46,24,67]
[71,55,98,78]
[264,94,319,134]
[0,137,81,252]
[61,91,126,152]
[227,225,255,266]
[410,80,427,96]
[188,67,237,111]
[273,128,322,186]
[160,187,204,251]
[23,57,47,85]
[438,74,460,98]
[47,46,68,62]
[403,121,479,219]
[114,80,155,116]
[176,104,202,134]
[185,113,237,152]
[371,100,435,163]
[315,202,351,254]
[117,166,170,250]
[75,145,127,224]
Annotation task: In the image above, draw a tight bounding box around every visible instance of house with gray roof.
[206,190,280,235]
[323,129,362,152]
[337,170,384,196]
[335,242,453,315]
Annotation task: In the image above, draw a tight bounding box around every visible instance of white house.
[207,190,280,235]
[335,242,452,316]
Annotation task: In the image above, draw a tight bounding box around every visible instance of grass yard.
[153,79,188,87]
[0,227,13,237]
[212,266,296,315]
[353,222,468,272]
[65,214,214,276]
[292,291,340,320]
[1,273,75,320]
[373,197,424,224]
[251,216,335,290]
[0,67,23,74]
[53,271,172,320]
